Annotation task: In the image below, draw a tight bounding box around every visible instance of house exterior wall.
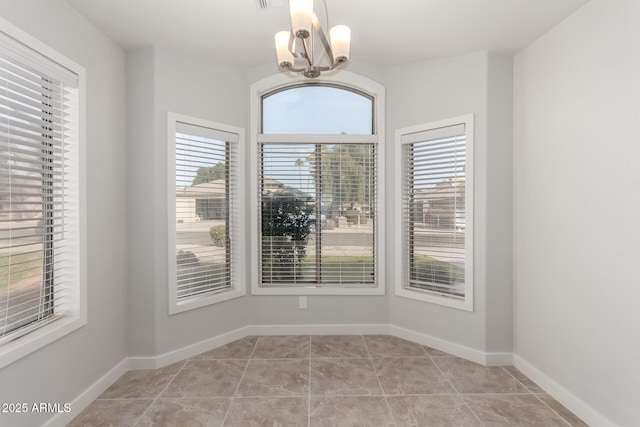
[176,198,197,222]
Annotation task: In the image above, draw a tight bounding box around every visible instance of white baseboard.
[484,352,514,366]
[389,325,512,365]
[247,323,390,336]
[129,326,250,370]
[513,353,615,427]
[44,358,129,427]
[126,324,389,370]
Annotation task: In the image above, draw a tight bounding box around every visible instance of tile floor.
[69,335,588,426]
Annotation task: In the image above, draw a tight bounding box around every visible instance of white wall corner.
[388,325,510,366]
[129,326,251,370]
[43,358,129,427]
[484,352,513,366]
[513,353,617,427]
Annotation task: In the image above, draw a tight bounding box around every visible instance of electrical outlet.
[299,296,308,309]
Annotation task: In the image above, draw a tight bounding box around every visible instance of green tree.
[294,158,304,187]
[307,144,374,217]
[192,162,226,186]
[261,189,313,282]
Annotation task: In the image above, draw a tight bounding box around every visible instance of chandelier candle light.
[275,0,351,78]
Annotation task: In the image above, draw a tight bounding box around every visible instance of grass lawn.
[0,251,43,291]
[410,255,464,287]
[297,255,375,283]
[176,262,229,298]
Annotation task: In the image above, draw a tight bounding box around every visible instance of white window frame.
[395,115,474,311]
[167,112,245,314]
[0,18,87,369]
[249,72,385,296]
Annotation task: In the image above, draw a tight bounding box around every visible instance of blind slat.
[174,120,238,302]
[404,124,467,298]
[259,142,377,286]
[0,32,78,341]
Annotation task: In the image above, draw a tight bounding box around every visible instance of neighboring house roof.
[176,178,312,200]
[261,178,312,200]
[415,177,465,202]
[263,178,286,190]
[176,179,226,198]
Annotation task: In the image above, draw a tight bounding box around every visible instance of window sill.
[0,314,86,370]
[169,287,245,315]
[395,286,473,312]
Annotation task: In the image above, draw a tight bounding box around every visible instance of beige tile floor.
[69,335,588,426]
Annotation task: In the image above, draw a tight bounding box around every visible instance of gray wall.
[387,52,514,354]
[513,0,640,425]
[485,52,513,353]
[126,47,157,356]
[0,1,128,426]
[126,46,249,357]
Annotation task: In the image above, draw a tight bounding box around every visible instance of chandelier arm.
[312,13,335,65]
[287,33,306,61]
[328,58,347,71]
[281,64,331,73]
[301,37,314,67]
[281,64,308,73]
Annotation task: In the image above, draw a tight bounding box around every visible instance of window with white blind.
[250,78,385,296]
[395,115,474,311]
[0,25,85,368]
[168,113,245,314]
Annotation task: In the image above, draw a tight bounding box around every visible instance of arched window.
[250,75,385,295]
[262,85,373,134]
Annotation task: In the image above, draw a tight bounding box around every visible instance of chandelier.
[274,0,351,79]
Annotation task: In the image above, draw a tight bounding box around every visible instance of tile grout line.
[531,393,574,427]
[308,335,312,427]
[93,398,160,402]
[428,352,486,427]
[303,392,550,398]
[221,337,259,426]
[130,360,189,427]
[75,335,583,426]
[500,367,572,426]
[362,335,398,426]
[500,366,536,393]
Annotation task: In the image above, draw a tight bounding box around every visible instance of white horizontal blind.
[0,33,78,342]
[259,142,376,286]
[402,124,466,298]
[175,122,239,300]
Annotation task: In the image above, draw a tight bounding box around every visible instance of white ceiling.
[65,0,589,66]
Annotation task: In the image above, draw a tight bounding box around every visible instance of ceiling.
[65,0,589,66]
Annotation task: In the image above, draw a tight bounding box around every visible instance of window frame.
[0,18,87,369]
[394,115,474,311]
[249,72,385,296]
[167,112,246,314]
